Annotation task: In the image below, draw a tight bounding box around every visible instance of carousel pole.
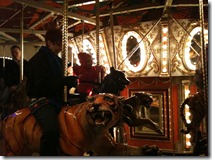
[95,0,101,83]
[20,4,24,81]
[82,20,84,51]
[108,0,127,145]
[108,0,116,68]
[2,44,5,68]
[199,0,208,155]
[62,0,68,102]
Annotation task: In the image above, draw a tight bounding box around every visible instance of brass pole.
[82,20,84,51]
[62,0,68,102]
[109,0,116,68]
[20,4,24,81]
[95,0,101,83]
[199,0,208,154]
[95,0,100,66]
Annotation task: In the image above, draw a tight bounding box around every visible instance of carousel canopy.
[0,0,208,44]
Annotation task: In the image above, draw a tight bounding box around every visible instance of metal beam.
[0,28,73,37]
[68,0,109,8]
[98,3,207,18]
[0,32,17,42]
[29,13,53,41]
[62,3,208,30]
[12,0,99,26]
[162,0,173,17]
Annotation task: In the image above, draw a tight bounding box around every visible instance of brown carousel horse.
[2,93,160,156]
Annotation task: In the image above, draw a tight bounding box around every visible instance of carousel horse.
[121,92,162,133]
[2,93,160,156]
[0,79,28,120]
[180,90,207,155]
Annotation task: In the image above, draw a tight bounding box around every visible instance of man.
[26,28,78,156]
[1,45,28,118]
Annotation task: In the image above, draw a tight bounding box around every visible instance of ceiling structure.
[0,0,208,45]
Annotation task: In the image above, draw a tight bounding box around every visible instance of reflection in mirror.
[135,94,163,134]
[126,36,140,67]
[121,31,146,72]
[189,32,200,65]
[130,89,169,140]
[184,27,208,70]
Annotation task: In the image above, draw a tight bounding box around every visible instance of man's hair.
[45,28,62,44]
[11,45,20,51]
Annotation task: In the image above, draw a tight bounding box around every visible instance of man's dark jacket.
[3,58,28,87]
[26,46,65,103]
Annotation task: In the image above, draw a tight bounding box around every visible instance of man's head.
[10,45,21,61]
[45,28,62,54]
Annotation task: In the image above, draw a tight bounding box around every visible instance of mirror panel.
[121,31,147,72]
[129,88,170,140]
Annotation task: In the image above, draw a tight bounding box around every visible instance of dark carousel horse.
[0,79,28,120]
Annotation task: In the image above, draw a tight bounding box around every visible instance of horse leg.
[129,118,162,134]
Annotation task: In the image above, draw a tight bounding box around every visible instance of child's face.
[86,57,93,66]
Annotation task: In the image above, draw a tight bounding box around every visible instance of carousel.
[0,0,209,156]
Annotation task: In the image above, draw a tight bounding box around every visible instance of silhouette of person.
[26,28,78,156]
[1,45,28,118]
[73,52,105,101]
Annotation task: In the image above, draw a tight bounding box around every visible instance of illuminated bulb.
[163,44,167,49]
[162,52,167,58]
[186,134,191,138]
[185,91,190,99]
[186,119,191,124]
[185,104,190,109]
[163,36,167,41]
[186,141,191,146]
[186,112,191,117]
[162,68,167,72]
[162,60,167,65]
[163,27,168,33]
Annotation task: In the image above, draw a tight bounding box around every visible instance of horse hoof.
[154,123,162,134]
[155,129,163,134]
